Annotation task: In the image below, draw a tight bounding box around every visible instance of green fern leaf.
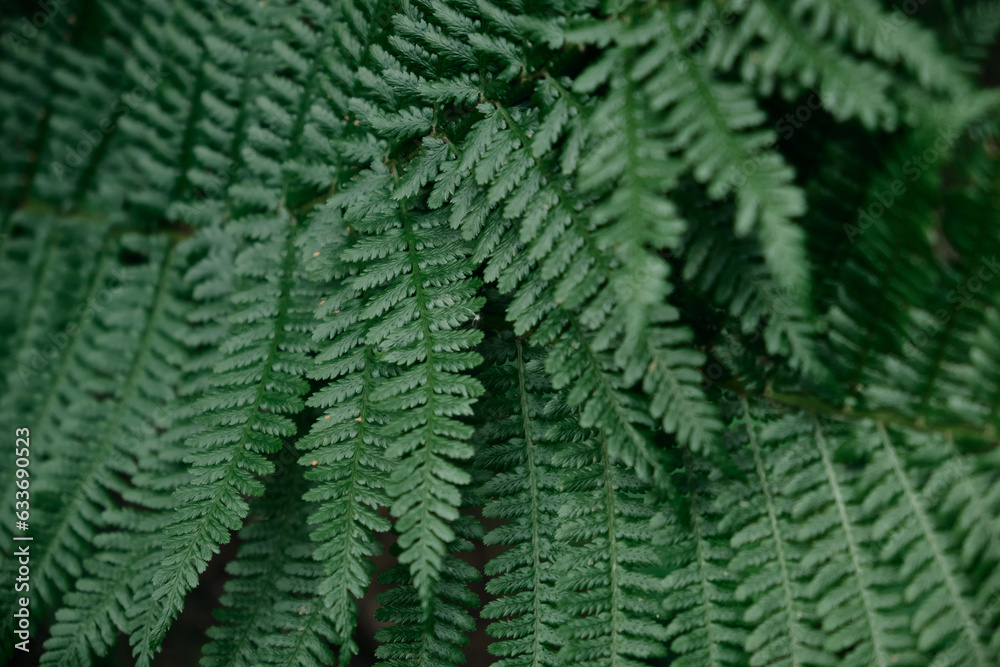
[477,333,566,665]
[550,410,668,666]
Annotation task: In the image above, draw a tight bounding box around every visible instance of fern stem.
[812,419,893,667]
[598,429,622,666]
[515,336,546,665]
[723,378,997,444]
[876,422,989,666]
[740,396,805,667]
[681,448,725,667]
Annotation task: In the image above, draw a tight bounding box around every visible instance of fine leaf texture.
[2,1,1000,665]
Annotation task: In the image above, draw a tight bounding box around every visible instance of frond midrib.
[876,422,989,665]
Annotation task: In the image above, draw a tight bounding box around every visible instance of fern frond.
[201,459,338,667]
[39,376,191,667]
[654,449,746,667]
[723,399,831,666]
[27,3,148,208]
[150,216,317,650]
[463,102,679,482]
[607,9,811,301]
[355,0,718,472]
[16,236,173,605]
[123,227,237,664]
[944,306,1000,431]
[707,0,896,129]
[325,165,484,605]
[476,333,565,665]
[374,515,481,667]
[296,235,393,656]
[781,416,919,666]
[574,70,722,456]
[860,137,1000,427]
[0,0,92,213]
[111,0,211,215]
[5,0,1000,664]
[0,218,108,547]
[825,133,941,388]
[551,414,667,666]
[149,0,356,639]
[855,422,991,665]
[795,0,970,96]
[18,237,188,667]
[680,203,822,378]
[914,435,1000,653]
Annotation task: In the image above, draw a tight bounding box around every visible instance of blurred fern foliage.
[2,0,1000,665]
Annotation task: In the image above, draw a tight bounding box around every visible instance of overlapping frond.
[0,215,108,550]
[854,422,992,665]
[2,0,1000,665]
[294,220,393,659]
[5,236,186,666]
[476,334,565,666]
[681,200,822,378]
[777,416,918,666]
[326,172,484,604]
[149,217,318,650]
[721,400,830,666]
[654,450,746,667]
[374,515,481,667]
[200,462,338,667]
[550,408,668,666]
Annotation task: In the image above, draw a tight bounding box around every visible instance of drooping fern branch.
[326,173,485,605]
[149,216,317,650]
[476,333,566,665]
[3,0,1000,665]
[549,401,668,666]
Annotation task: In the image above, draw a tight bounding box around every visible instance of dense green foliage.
[2,0,1000,665]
